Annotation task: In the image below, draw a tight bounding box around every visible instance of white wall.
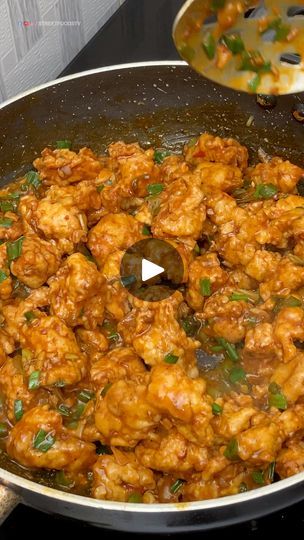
[0,0,125,102]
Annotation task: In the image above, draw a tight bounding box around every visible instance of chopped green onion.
[95,442,113,455]
[6,237,24,264]
[55,470,74,488]
[215,337,239,361]
[239,482,248,493]
[211,0,225,9]
[252,470,265,485]
[212,402,223,415]
[142,224,151,236]
[239,50,272,74]
[78,389,95,403]
[194,244,200,254]
[224,438,239,461]
[268,382,281,395]
[96,184,105,192]
[24,311,37,323]
[7,192,21,200]
[187,137,198,147]
[269,392,287,411]
[69,402,86,421]
[164,352,179,364]
[56,140,71,149]
[268,461,276,482]
[170,479,185,494]
[181,316,201,337]
[272,295,302,314]
[0,422,8,437]
[200,278,212,297]
[262,17,290,42]
[230,292,250,302]
[253,183,278,200]
[128,492,142,503]
[229,366,246,384]
[28,370,40,390]
[0,270,7,284]
[147,183,164,196]
[58,404,71,417]
[25,171,41,189]
[33,429,56,452]
[221,33,245,55]
[202,32,216,60]
[0,201,15,212]
[0,217,13,228]
[53,380,66,387]
[211,345,224,352]
[108,332,120,342]
[14,399,23,421]
[101,383,112,397]
[154,149,171,164]
[248,73,261,93]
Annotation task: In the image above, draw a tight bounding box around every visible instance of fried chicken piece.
[193,161,243,192]
[102,250,131,321]
[185,133,248,171]
[33,147,102,186]
[135,428,208,473]
[271,352,304,403]
[107,141,157,200]
[94,375,161,447]
[92,450,155,502]
[0,212,23,242]
[151,176,206,239]
[147,364,214,446]
[197,286,252,343]
[273,307,304,362]
[244,323,278,361]
[186,253,228,311]
[87,213,143,268]
[259,258,304,299]
[0,354,34,421]
[118,292,199,375]
[76,328,109,359]
[247,157,304,194]
[20,316,87,387]
[3,293,87,388]
[211,394,257,441]
[10,235,60,288]
[90,347,146,388]
[183,462,251,501]
[276,441,304,478]
[236,420,281,464]
[6,405,96,470]
[159,155,189,185]
[35,195,87,254]
[0,244,12,300]
[48,253,106,329]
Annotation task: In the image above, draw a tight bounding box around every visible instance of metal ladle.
[173,0,304,94]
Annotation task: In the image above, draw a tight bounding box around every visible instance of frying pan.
[0,61,304,532]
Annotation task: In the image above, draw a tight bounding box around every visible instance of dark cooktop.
[3,0,304,537]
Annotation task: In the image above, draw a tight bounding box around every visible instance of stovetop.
[3,0,304,537]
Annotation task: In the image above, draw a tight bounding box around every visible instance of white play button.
[141,258,164,282]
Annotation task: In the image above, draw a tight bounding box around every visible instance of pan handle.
[0,484,21,524]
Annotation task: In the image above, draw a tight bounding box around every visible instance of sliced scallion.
[33,429,56,452]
